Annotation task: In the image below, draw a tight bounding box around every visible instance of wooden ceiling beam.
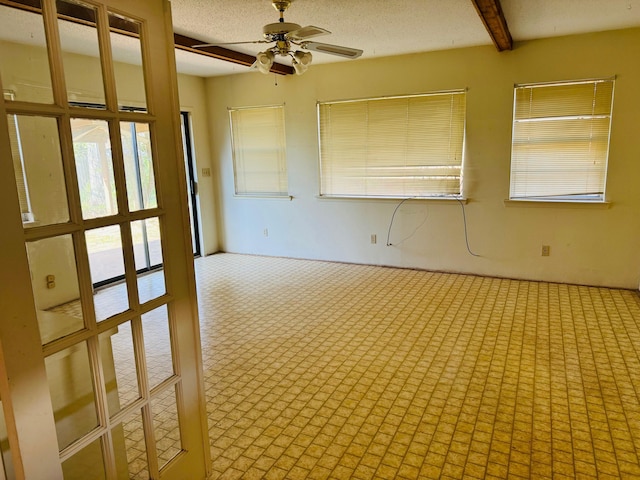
[470,0,513,51]
[0,0,294,75]
[173,33,293,76]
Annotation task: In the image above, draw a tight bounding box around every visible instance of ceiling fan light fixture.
[196,0,361,76]
[292,60,306,75]
[255,50,275,74]
[292,50,312,75]
[294,50,312,66]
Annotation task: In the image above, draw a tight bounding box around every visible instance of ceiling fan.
[194,0,363,75]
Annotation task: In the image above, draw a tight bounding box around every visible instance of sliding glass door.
[180,112,201,257]
[74,112,199,287]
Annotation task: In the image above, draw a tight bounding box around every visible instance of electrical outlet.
[201,167,211,177]
[541,245,550,256]
[46,274,56,289]
[264,228,269,237]
[370,234,377,244]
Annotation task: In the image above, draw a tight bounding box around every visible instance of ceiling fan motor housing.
[263,22,301,40]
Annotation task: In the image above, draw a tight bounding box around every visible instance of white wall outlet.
[201,167,211,177]
[542,245,550,256]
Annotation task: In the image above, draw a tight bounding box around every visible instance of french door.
[0,1,209,478]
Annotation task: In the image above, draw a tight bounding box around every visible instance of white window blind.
[318,91,466,198]
[229,105,288,196]
[510,79,614,201]
[4,90,34,222]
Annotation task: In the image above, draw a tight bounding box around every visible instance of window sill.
[503,199,611,209]
[317,195,467,204]
[234,194,293,201]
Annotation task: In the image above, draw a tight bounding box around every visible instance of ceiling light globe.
[256,50,275,74]
[294,50,312,66]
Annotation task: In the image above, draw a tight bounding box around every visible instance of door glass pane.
[142,306,173,389]
[123,122,157,212]
[61,436,105,480]
[5,110,33,226]
[72,118,117,220]
[86,225,124,285]
[138,268,166,307]
[8,115,69,228]
[45,342,98,450]
[58,0,105,107]
[0,3,54,103]
[86,226,130,321]
[109,14,147,112]
[94,282,130,324]
[116,410,149,480]
[132,217,162,270]
[99,321,139,416]
[26,235,85,345]
[152,386,182,469]
[110,422,130,478]
[0,398,14,479]
[132,217,165,304]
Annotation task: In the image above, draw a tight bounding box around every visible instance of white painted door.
[0,0,209,478]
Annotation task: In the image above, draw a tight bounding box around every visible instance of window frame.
[317,90,467,200]
[508,77,615,203]
[228,104,289,198]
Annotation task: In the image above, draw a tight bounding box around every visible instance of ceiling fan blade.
[286,25,330,41]
[193,40,269,48]
[302,42,363,59]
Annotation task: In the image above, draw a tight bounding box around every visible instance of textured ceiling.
[170,0,640,76]
[1,0,640,78]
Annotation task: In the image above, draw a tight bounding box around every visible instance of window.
[4,90,34,222]
[229,105,288,196]
[318,91,466,198]
[510,78,614,202]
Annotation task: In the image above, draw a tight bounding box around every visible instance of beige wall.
[0,40,218,309]
[206,28,640,289]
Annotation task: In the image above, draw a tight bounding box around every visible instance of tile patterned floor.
[195,254,640,480]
